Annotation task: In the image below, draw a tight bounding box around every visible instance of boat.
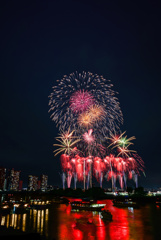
[12,202,30,213]
[0,201,29,214]
[29,203,51,210]
[113,198,139,208]
[100,210,113,221]
[70,200,106,211]
[29,199,51,210]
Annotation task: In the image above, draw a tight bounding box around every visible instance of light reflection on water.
[0,200,161,239]
[0,208,49,237]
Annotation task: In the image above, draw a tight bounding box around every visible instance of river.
[1,199,161,240]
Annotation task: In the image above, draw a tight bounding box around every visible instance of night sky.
[0,0,161,188]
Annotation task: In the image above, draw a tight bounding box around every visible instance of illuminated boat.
[29,200,51,210]
[29,203,50,210]
[12,202,30,213]
[70,200,106,211]
[0,202,29,214]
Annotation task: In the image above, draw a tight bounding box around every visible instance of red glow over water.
[57,199,157,239]
[1,199,160,239]
[58,200,130,239]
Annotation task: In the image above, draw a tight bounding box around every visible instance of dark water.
[1,200,161,240]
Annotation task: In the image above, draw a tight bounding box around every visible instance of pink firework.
[83,129,95,144]
[69,90,94,113]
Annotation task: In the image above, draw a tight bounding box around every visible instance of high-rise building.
[37,180,41,190]
[40,174,48,191]
[7,168,14,190]
[0,167,6,191]
[7,168,21,191]
[19,180,23,191]
[28,175,38,191]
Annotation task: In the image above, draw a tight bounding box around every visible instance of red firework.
[59,150,145,189]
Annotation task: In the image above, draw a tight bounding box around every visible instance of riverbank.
[1,187,161,203]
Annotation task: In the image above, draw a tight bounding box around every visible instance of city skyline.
[0,1,161,188]
[0,165,160,191]
[0,167,48,191]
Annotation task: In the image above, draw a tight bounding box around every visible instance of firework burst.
[83,129,95,144]
[117,146,136,158]
[69,89,94,113]
[53,130,81,156]
[130,153,145,175]
[107,131,136,151]
[78,112,93,128]
[88,104,105,123]
[49,71,145,189]
[48,71,123,138]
